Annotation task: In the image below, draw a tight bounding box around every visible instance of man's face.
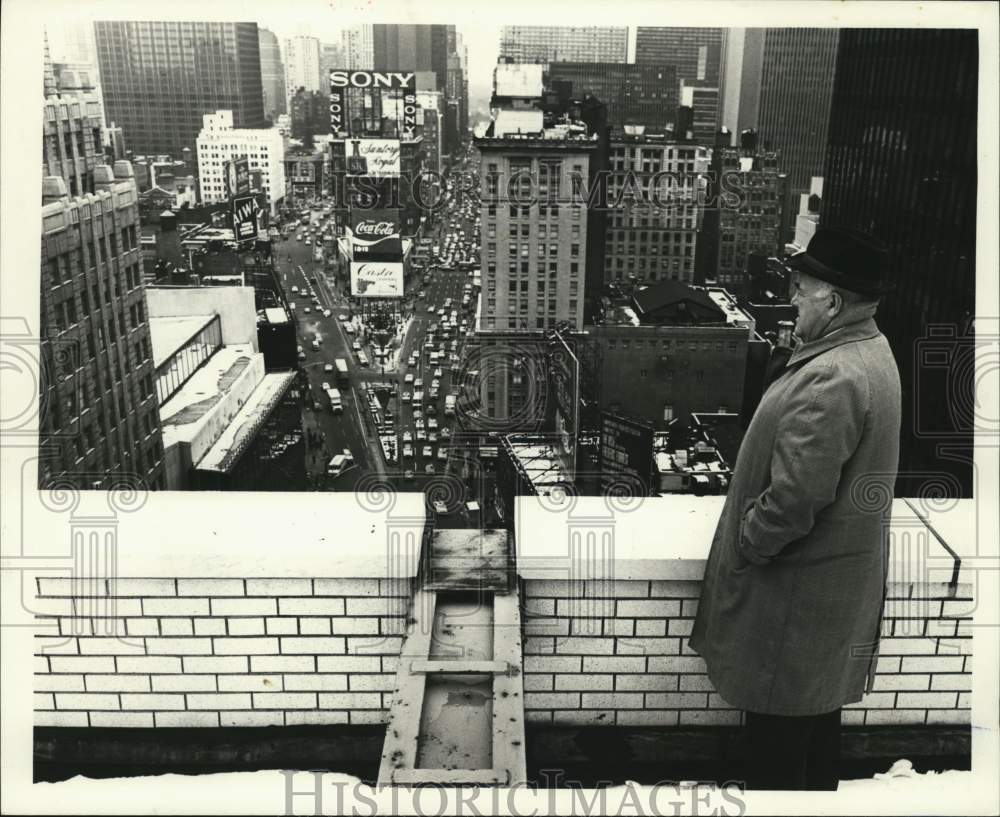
[790,271,835,343]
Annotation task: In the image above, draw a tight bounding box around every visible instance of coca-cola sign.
[350,208,402,261]
[350,261,404,298]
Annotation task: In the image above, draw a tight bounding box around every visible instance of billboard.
[346,138,401,178]
[351,208,402,261]
[231,195,259,241]
[600,411,655,496]
[547,335,580,478]
[225,156,250,198]
[330,70,416,139]
[350,261,404,298]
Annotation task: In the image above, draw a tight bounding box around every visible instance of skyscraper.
[319,42,344,89]
[722,29,839,240]
[94,21,265,158]
[283,35,321,100]
[634,27,724,87]
[258,28,286,123]
[342,25,374,70]
[40,43,165,490]
[547,63,678,130]
[373,24,450,91]
[822,28,978,497]
[499,26,628,63]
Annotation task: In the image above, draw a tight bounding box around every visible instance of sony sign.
[329,70,416,89]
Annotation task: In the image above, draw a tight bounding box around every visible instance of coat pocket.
[731,498,755,570]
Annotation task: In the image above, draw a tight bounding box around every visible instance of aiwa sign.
[231,195,259,241]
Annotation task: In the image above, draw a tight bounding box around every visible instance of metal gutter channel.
[378,530,526,787]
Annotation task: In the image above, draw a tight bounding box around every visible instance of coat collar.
[786,317,881,369]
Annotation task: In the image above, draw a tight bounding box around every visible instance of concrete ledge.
[15,491,426,579]
[515,496,966,582]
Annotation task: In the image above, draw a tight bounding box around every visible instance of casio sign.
[329,70,416,89]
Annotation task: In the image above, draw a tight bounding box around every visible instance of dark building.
[258,27,286,123]
[95,21,266,157]
[373,24,451,92]
[635,27,724,87]
[547,62,678,130]
[289,88,328,147]
[729,28,838,241]
[591,283,755,427]
[823,28,978,497]
[40,52,166,489]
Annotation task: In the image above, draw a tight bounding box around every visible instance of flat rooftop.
[149,315,216,368]
[159,344,257,447]
[506,440,574,493]
[196,371,297,473]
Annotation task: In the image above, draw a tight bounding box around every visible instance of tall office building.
[283,35,321,100]
[342,24,374,70]
[547,63,678,131]
[823,29,978,497]
[40,53,165,490]
[258,28,286,123]
[373,24,450,91]
[721,28,838,239]
[95,21,265,158]
[196,110,285,213]
[499,26,628,63]
[319,42,343,88]
[719,28,765,141]
[635,27,724,87]
[605,129,708,285]
[48,20,98,64]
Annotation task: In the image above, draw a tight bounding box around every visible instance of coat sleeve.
[740,359,868,565]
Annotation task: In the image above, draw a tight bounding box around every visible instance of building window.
[664,404,674,422]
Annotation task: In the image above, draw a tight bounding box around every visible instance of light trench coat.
[689,316,901,716]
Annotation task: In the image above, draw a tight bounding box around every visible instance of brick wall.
[521,578,973,727]
[33,577,412,727]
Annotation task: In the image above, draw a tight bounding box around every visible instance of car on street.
[428,431,438,444]
[304,307,311,314]
[426,404,437,416]
[437,448,447,462]
[414,379,423,390]
[323,309,332,318]
[311,340,320,350]
[352,341,362,352]
[324,363,334,374]
[358,352,369,366]
[427,305,435,313]
[433,368,443,379]
[441,427,451,440]
[339,314,348,321]
[298,351,306,361]
[422,446,433,459]
[402,443,413,459]
[416,427,426,442]
[344,324,355,334]
[402,430,413,442]
[326,449,354,477]
[432,500,448,514]
[404,373,414,384]
[428,418,438,430]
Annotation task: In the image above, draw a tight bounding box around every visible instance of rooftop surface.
[149,315,216,368]
[159,344,257,447]
[196,371,297,473]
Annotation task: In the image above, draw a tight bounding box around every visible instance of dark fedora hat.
[787,226,889,297]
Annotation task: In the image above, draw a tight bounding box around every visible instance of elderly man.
[689,227,901,791]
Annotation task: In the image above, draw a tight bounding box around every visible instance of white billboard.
[346,138,401,178]
[350,261,404,298]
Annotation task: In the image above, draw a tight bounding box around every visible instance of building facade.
[41,79,165,489]
[604,131,708,284]
[499,26,628,63]
[196,110,285,212]
[476,141,597,332]
[283,35,322,101]
[823,28,978,497]
[547,62,678,131]
[342,25,374,70]
[634,27,724,86]
[289,88,328,147]
[94,21,265,157]
[319,41,344,90]
[258,28,286,123]
[714,149,786,291]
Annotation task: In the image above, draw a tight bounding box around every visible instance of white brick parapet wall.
[27,491,976,730]
[516,496,975,728]
[28,493,424,728]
